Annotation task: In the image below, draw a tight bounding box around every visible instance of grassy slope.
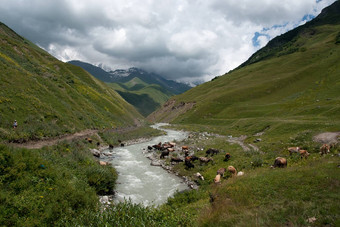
[107,78,172,117]
[154,24,340,142]
[158,130,340,226]
[151,3,340,226]
[0,22,142,142]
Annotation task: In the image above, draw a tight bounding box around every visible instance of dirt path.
[11,129,99,149]
[226,135,262,153]
[313,132,340,144]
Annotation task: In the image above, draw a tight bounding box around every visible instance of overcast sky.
[0,0,336,84]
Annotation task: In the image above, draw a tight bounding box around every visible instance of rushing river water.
[101,123,189,206]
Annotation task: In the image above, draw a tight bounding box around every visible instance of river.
[101,123,189,206]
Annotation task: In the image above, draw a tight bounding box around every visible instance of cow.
[99,161,108,166]
[96,142,100,146]
[160,151,170,159]
[167,148,175,152]
[147,146,153,151]
[199,157,214,165]
[288,147,300,155]
[170,157,183,163]
[237,171,244,176]
[109,144,114,150]
[120,143,125,147]
[217,168,226,177]
[227,166,237,176]
[195,172,204,181]
[85,137,93,143]
[169,142,176,147]
[190,156,199,162]
[299,150,310,159]
[184,159,195,169]
[224,153,231,162]
[153,142,162,150]
[272,157,287,168]
[320,144,330,155]
[214,174,221,184]
[182,146,189,151]
[205,148,220,157]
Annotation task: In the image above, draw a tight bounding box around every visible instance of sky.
[0,0,336,84]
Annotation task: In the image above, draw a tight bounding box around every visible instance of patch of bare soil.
[313,132,340,144]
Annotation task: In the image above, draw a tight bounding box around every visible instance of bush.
[85,165,117,195]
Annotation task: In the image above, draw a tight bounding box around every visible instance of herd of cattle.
[146,141,333,184]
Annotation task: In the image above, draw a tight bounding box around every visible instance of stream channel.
[100,123,190,206]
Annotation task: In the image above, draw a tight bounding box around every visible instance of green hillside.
[0,22,143,143]
[107,78,172,117]
[150,3,340,140]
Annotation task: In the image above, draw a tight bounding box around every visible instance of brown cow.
[299,150,310,159]
[85,137,93,143]
[224,153,231,162]
[288,147,300,155]
[320,144,330,155]
[199,157,214,165]
[170,157,183,163]
[217,168,226,177]
[167,148,175,152]
[272,157,287,168]
[227,166,237,176]
[182,146,189,151]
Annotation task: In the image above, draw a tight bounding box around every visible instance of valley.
[0,1,339,226]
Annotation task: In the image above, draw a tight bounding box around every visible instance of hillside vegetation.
[150,1,340,143]
[107,78,172,116]
[0,22,142,143]
[145,2,340,226]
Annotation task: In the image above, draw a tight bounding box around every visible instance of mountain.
[68,61,192,116]
[149,1,340,137]
[109,67,192,95]
[68,61,192,95]
[68,60,120,82]
[107,79,172,117]
[0,22,143,143]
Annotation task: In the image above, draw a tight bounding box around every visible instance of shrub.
[85,165,117,195]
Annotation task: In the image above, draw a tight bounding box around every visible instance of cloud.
[0,0,336,83]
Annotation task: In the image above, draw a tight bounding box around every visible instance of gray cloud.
[0,0,336,84]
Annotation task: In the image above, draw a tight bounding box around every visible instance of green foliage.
[0,144,99,226]
[85,165,117,195]
[0,22,142,143]
[62,200,192,226]
[336,31,340,44]
[167,190,203,208]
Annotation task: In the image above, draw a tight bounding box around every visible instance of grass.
[157,132,340,226]
[0,22,142,143]
[107,81,172,117]
[151,25,340,139]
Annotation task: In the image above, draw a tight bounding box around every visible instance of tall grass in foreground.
[197,157,340,226]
